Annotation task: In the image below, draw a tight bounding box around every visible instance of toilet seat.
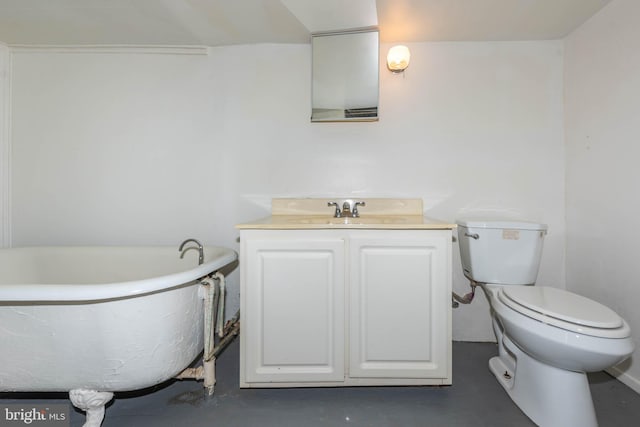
[497,286,630,338]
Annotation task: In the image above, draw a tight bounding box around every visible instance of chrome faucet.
[179,238,204,265]
[328,200,366,218]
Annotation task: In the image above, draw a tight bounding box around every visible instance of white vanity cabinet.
[241,233,346,384]
[349,231,451,381]
[239,228,452,387]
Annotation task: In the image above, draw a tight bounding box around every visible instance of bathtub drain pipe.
[175,366,205,381]
[204,272,225,362]
[176,272,240,396]
[203,273,223,395]
[452,281,478,308]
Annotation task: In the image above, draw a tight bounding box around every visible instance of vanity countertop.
[236,215,455,230]
[236,198,456,230]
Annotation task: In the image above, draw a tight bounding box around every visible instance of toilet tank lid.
[456,219,548,231]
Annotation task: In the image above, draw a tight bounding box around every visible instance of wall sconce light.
[387,45,410,73]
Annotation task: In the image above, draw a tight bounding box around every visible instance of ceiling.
[0,0,612,46]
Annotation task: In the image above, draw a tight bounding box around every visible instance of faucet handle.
[327,201,341,218]
[352,201,366,217]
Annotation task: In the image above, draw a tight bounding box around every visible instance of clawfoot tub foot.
[69,389,114,427]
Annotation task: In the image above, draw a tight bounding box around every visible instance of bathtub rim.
[0,245,237,302]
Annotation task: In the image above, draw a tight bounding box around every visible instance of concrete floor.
[4,339,640,426]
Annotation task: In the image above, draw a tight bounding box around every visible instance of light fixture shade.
[387,45,410,72]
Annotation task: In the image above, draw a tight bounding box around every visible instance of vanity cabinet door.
[241,233,345,384]
[349,230,451,380]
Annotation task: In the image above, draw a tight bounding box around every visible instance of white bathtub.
[0,245,237,425]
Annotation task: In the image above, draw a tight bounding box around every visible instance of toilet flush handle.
[465,232,480,240]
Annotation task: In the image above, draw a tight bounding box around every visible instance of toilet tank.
[457,220,547,285]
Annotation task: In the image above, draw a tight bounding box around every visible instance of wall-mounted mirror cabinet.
[311,29,379,122]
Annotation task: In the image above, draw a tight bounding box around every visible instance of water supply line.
[452,280,478,308]
[215,271,226,338]
[203,274,220,362]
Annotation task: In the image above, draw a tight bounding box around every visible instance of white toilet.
[457,220,634,427]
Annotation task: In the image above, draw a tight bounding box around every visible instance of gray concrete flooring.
[4,340,640,426]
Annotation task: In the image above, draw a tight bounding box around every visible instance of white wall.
[0,43,10,248]
[9,40,566,341]
[565,0,640,392]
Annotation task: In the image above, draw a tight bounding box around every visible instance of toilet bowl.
[493,285,632,371]
[457,220,634,427]
[485,283,633,427]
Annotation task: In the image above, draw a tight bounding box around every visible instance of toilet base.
[490,335,598,427]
